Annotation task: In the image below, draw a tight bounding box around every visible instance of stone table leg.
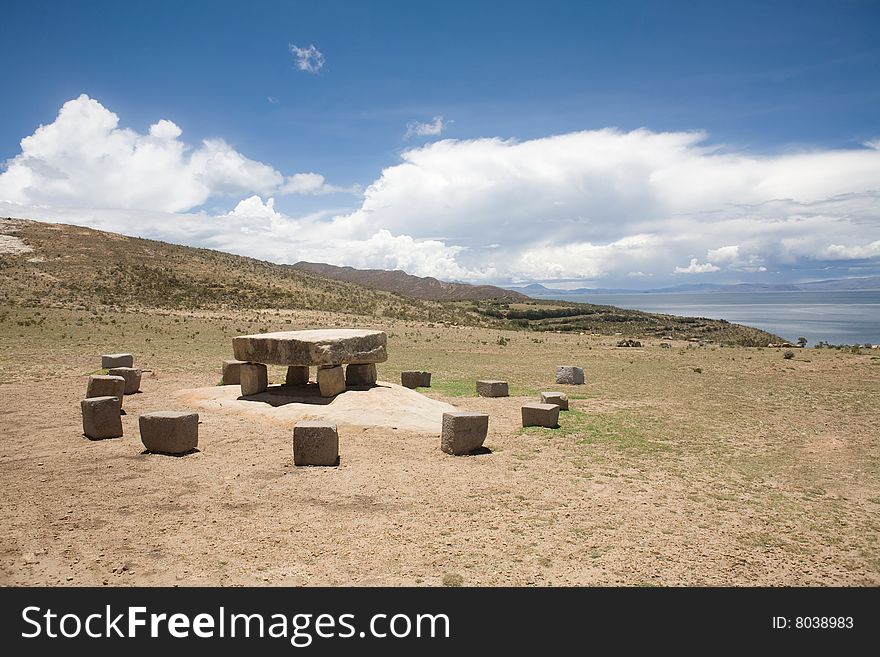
[240,363,268,396]
[286,365,310,386]
[317,365,345,397]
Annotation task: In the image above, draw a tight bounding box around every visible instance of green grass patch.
[519,408,671,453]
[420,379,475,397]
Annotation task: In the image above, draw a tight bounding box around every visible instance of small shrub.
[442,572,464,587]
[783,350,794,360]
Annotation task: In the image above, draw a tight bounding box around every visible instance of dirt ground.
[0,304,878,586]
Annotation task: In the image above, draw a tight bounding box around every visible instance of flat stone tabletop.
[232,329,388,366]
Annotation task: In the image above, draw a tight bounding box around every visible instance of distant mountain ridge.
[291,262,528,301]
[507,276,880,297]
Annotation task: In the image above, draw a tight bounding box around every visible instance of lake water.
[535,290,880,346]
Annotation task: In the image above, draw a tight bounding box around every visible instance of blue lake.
[533,290,880,346]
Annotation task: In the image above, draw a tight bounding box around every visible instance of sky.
[1,0,879,288]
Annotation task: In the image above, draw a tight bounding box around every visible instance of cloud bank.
[338,129,880,281]
[2,96,879,285]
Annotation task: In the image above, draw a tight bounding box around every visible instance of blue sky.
[1,0,879,286]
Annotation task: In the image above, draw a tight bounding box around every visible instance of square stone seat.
[317,365,345,397]
[441,412,489,455]
[102,353,133,369]
[346,363,377,386]
[81,396,123,440]
[477,380,508,397]
[556,365,584,385]
[139,411,199,454]
[232,329,387,367]
[86,375,125,412]
[521,403,560,428]
[285,365,310,386]
[293,421,339,466]
[108,367,141,394]
[541,391,569,410]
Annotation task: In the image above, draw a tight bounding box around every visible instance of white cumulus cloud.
[674,258,721,274]
[706,245,740,264]
[334,129,880,281]
[0,95,285,212]
[289,44,325,74]
[225,195,283,220]
[0,95,352,212]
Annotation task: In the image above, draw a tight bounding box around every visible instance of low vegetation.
[0,218,783,346]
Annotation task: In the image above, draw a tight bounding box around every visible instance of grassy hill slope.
[0,218,783,345]
[291,261,527,301]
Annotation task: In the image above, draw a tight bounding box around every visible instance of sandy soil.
[0,306,878,587]
[1,375,877,587]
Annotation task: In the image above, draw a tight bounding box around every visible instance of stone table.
[232,329,388,397]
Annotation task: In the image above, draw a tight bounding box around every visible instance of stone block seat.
[239,363,268,396]
[317,365,345,397]
[293,421,339,466]
[102,353,133,369]
[231,329,387,398]
[477,380,508,397]
[555,365,584,385]
[86,375,125,412]
[521,403,560,428]
[81,396,123,440]
[285,365,310,386]
[440,412,489,455]
[139,411,199,455]
[540,391,569,410]
[401,371,431,388]
[108,367,141,394]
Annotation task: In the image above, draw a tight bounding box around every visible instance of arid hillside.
[0,217,781,345]
[291,261,527,301]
